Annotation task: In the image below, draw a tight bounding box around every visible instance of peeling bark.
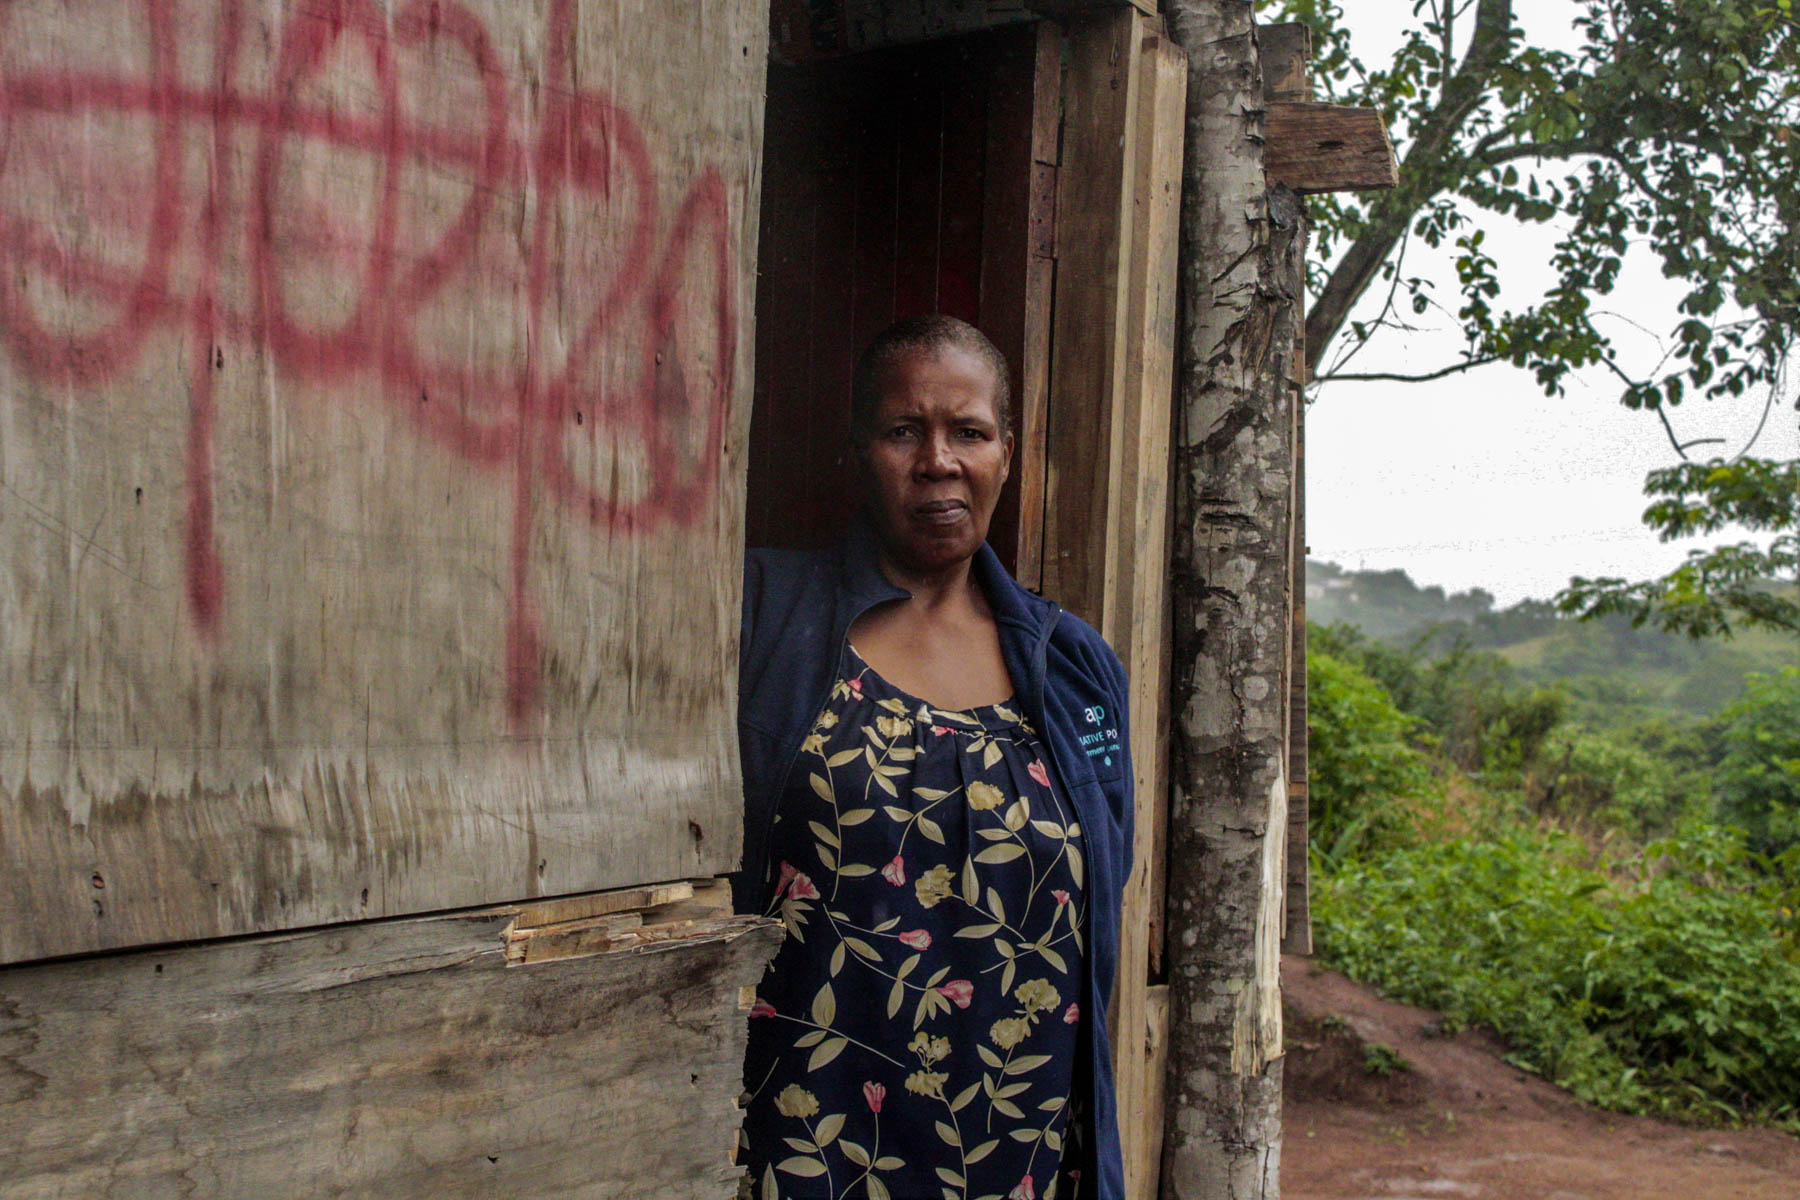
[1160,3,1304,1196]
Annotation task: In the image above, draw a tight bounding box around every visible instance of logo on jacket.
[1080,703,1123,770]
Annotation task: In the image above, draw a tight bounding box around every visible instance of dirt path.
[1280,956,1800,1200]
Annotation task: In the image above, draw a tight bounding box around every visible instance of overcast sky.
[1302,1,1800,607]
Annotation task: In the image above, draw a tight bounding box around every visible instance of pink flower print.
[1063,1002,1080,1025]
[863,1081,886,1113]
[898,929,932,951]
[937,979,974,1008]
[846,676,863,699]
[931,724,951,736]
[749,998,777,1018]
[775,862,798,898]
[1052,889,1071,906]
[787,872,820,901]
[881,854,906,886]
[1008,1176,1036,1200]
[1027,759,1051,789]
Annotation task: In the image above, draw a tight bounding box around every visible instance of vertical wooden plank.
[1106,29,1187,1200]
[1041,8,1146,624]
[981,22,1063,584]
[1284,324,1313,955]
[1267,19,1314,957]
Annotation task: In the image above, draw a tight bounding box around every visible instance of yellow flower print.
[876,715,912,740]
[800,733,826,755]
[1015,978,1061,1015]
[816,710,839,731]
[775,1084,819,1118]
[908,1032,951,1064]
[904,1070,948,1099]
[989,1017,1029,1049]
[914,864,953,908]
[967,780,1005,810]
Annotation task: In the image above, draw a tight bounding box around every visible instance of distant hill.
[1306,560,1796,720]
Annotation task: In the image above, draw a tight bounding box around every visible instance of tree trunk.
[1160,2,1304,1196]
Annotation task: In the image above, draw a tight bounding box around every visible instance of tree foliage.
[1277,0,1800,637]
[1559,457,1800,636]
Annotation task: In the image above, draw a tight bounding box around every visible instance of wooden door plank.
[1104,29,1187,1200]
[0,892,782,1199]
[1040,8,1146,624]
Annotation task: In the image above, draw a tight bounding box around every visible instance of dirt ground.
[1280,955,1800,1200]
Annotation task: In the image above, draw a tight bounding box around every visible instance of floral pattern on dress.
[742,649,1088,1200]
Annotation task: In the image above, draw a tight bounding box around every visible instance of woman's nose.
[916,433,960,476]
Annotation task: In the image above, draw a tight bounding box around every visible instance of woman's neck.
[878,552,980,612]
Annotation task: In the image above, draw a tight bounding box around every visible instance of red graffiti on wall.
[0,0,736,729]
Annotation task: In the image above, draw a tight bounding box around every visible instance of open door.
[747,8,1186,1196]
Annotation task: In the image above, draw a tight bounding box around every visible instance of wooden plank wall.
[0,888,783,1199]
[0,0,768,965]
[745,24,1055,567]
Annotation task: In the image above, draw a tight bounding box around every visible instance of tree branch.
[1305,0,1518,375]
[1315,355,1501,384]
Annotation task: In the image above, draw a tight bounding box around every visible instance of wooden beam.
[1265,101,1398,194]
[0,888,782,1198]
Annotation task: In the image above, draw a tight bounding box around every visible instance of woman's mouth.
[912,499,969,525]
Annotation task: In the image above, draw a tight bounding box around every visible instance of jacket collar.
[839,514,1051,631]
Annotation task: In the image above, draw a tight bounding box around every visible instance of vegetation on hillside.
[1303,615,1800,1131]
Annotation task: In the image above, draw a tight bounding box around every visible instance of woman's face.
[860,345,1014,577]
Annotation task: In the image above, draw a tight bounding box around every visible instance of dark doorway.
[746,23,1058,578]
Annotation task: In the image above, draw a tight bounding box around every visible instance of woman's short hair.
[849,315,1013,441]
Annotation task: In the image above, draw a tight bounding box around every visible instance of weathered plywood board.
[0,0,768,963]
[0,891,783,1199]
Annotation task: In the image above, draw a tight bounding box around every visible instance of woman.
[737,316,1132,1200]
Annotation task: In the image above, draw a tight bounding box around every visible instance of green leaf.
[814,1112,845,1147]
[976,843,1026,865]
[808,1036,848,1072]
[777,1156,827,1178]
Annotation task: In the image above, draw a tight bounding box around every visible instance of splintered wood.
[0,0,768,964]
[0,895,783,1199]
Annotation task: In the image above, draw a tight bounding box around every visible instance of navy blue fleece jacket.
[736,522,1133,1200]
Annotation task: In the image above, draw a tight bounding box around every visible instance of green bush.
[1306,648,1436,866]
[1314,826,1800,1128]
[1715,667,1800,858]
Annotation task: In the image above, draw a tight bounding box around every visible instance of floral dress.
[741,648,1088,1200]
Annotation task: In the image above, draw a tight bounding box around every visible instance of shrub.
[1306,649,1436,866]
[1314,826,1800,1128]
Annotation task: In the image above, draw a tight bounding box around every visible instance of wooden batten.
[1265,102,1400,194]
[0,890,782,1199]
